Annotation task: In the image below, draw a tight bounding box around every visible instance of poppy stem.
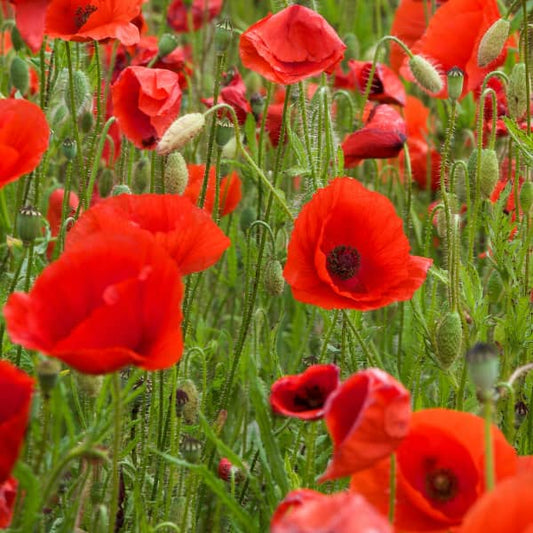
[521,0,531,132]
[108,372,122,533]
[342,311,384,368]
[483,398,496,491]
[388,453,397,523]
[297,81,318,189]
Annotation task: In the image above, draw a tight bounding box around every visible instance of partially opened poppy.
[0,98,49,189]
[284,177,432,311]
[111,66,182,149]
[167,0,223,33]
[0,477,17,529]
[239,5,346,85]
[342,104,407,168]
[9,0,49,53]
[4,224,184,374]
[350,408,518,531]
[270,364,340,421]
[66,194,230,275]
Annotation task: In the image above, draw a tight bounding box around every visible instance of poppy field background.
[0,0,532,531]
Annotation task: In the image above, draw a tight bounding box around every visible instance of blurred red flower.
[9,0,49,53]
[342,104,407,168]
[240,5,346,85]
[66,193,230,275]
[0,477,18,529]
[45,0,143,45]
[167,0,223,33]
[320,369,411,481]
[350,408,518,531]
[46,188,80,260]
[4,224,184,374]
[0,98,49,189]
[184,164,241,217]
[270,364,340,421]
[283,178,432,310]
[271,489,392,533]
[111,66,182,150]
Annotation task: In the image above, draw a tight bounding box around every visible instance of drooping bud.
[215,19,233,54]
[435,311,463,369]
[409,55,444,95]
[180,436,202,463]
[10,57,29,95]
[61,138,77,161]
[132,157,150,194]
[16,205,42,245]
[507,63,527,120]
[10,26,25,51]
[466,342,499,392]
[158,33,178,58]
[264,259,285,296]
[164,152,189,194]
[477,18,510,68]
[64,69,92,117]
[36,358,62,398]
[178,380,200,425]
[446,66,464,101]
[98,168,115,197]
[156,113,206,155]
[519,181,533,213]
[110,184,132,196]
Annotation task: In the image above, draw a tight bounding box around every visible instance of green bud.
[477,18,510,68]
[245,72,263,96]
[264,259,285,296]
[239,206,255,234]
[468,149,499,199]
[446,66,464,101]
[215,19,233,53]
[179,379,200,425]
[61,138,77,160]
[343,33,359,62]
[10,26,25,51]
[158,33,178,58]
[10,56,29,95]
[79,110,94,133]
[435,311,463,369]
[519,181,533,213]
[466,342,499,391]
[75,372,104,398]
[180,436,202,463]
[16,205,42,245]
[215,118,234,148]
[164,152,189,194]
[98,168,115,197]
[507,63,527,120]
[64,69,92,117]
[132,157,150,194]
[409,55,444,95]
[36,358,61,398]
[111,184,132,196]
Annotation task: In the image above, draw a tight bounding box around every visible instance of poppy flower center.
[425,467,459,502]
[294,385,325,410]
[326,245,361,280]
[361,65,384,95]
[74,4,98,29]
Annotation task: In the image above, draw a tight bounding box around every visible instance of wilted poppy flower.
[0,98,49,189]
[45,0,143,45]
[350,408,518,531]
[4,224,184,375]
[66,194,230,275]
[111,66,182,149]
[0,477,18,529]
[46,188,80,260]
[284,178,432,311]
[240,5,346,85]
[167,0,223,33]
[271,489,392,533]
[9,0,49,53]
[342,104,406,168]
[184,164,241,217]
[270,364,340,421]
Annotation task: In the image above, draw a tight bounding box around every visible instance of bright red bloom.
[9,0,49,53]
[4,225,184,375]
[66,194,230,275]
[0,477,18,529]
[271,489,392,533]
[167,0,223,33]
[320,369,411,481]
[350,409,518,531]
[111,66,182,149]
[270,364,340,421]
[46,188,80,259]
[0,98,49,189]
[184,164,241,217]
[342,104,407,168]
[45,0,143,45]
[239,5,346,85]
[284,178,432,311]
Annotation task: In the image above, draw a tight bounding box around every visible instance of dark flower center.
[326,245,361,280]
[361,64,384,95]
[293,385,324,410]
[74,4,98,30]
[425,467,459,502]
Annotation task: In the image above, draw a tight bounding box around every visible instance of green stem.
[388,454,397,523]
[108,373,122,533]
[484,398,495,491]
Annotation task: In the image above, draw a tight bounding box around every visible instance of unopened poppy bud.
[409,55,444,95]
[174,388,189,417]
[218,458,245,483]
[132,157,150,193]
[215,118,234,147]
[75,373,103,398]
[62,137,77,160]
[264,259,285,296]
[64,70,92,117]
[111,184,132,196]
[157,113,206,155]
[435,311,462,369]
[98,168,115,197]
[477,18,510,68]
[514,400,528,429]
[158,33,178,58]
[180,436,202,463]
[215,19,233,53]
[468,149,499,199]
[179,379,200,425]
[79,110,94,133]
[520,181,533,213]
[10,26,24,51]
[466,342,499,391]
[16,205,42,245]
[164,152,189,194]
[507,63,527,120]
[446,66,464,101]
[239,206,255,233]
[10,56,29,95]
[36,358,61,397]
[250,93,264,118]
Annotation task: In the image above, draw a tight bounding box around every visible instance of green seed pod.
[10,56,29,95]
[264,259,285,296]
[446,66,464,102]
[466,342,499,391]
[158,33,178,58]
[164,152,188,194]
[79,110,94,133]
[519,181,533,213]
[179,379,200,425]
[435,311,463,369]
[507,63,527,120]
[132,157,150,194]
[215,19,233,53]
[409,55,444,95]
[477,18,510,68]
[16,205,42,245]
[180,436,202,463]
[61,138,77,161]
[10,26,25,51]
[467,149,499,199]
[111,184,132,196]
[98,168,115,197]
[36,358,61,398]
[64,69,92,117]
[215,118,234,148]
[75,372,104,398]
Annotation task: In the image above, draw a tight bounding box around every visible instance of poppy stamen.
[74,4,98,30]
[326,245,361,280]
[293,385,325,410]
[425,467,459,502]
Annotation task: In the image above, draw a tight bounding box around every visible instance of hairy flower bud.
[10,57,29,95]
[156,113,206,155]
[477,18,510,68]
[409,55,444,95]
[132,158,150,194]
[264,259,285,296]
[164,152,189,194]
[435,311,462,369]
[507,63,527,120]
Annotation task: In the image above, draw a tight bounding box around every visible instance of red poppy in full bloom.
[0,477,18,529]
[350,408,518,531]
[167,0,223,33]
[4,224,184,375]
[111,66,182,149]
[9,0,49,53]
[239,5,346,85]
[271,489,392,533]
[45,0,143,46]
[270,364,340,421]
[320,369,411,481]
[0,98,49,189]
[284,178,432,311]
[66,194,230,275]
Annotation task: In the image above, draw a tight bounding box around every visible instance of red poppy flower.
[320,369,411,481]
[350,408,518,531]
[45,0,143,45]
[239,5,346,85]
[184,164,241,217]
[4,224,184,375]
[0,98,49,189]
[9,0,49,53]
[271,489,392,533]
[46,188,80,259]
[0,361,34,484]
[66,194,230,275]
[342,104,407,168]
[111,66,182,149]
[167,0,223,33]
[0,477,18,529]
[270,364,340,421]
[284,178,432,311]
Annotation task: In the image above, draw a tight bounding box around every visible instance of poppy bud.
[98,168,115,197]
[64,70,92,117]
[514,400,528,429]
[79,110,94,133]
[179,379,200,425]
[215,118,234,148]
[157,113,206,156]
[245,72,263,96]
[215,19,233,54]
[61,138,77,161]
[466,342,499,392]
[16,205,42,245]
[10,57,29,95]
[174,388,189,417]
[468,149,499,199]
[239,206,255,233]
[446,66,464,101]
[409,55,444,95]
[477,18,510,68]
[264,259,285,296]
[250,93,264,118]
[343,33,359,62]
[180,436,202,463]
[507,63,527,120]
[164,152,189,194]
[36,358,61,398]
[218,458,245,483]
[158,33,178,58]
[111,184,132,196]
[11,26,25,51]
[75,373,103,398]
[221,135,239,159]
[132,157,150,194]
[435,311,463,369]
[520,181,533,213]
